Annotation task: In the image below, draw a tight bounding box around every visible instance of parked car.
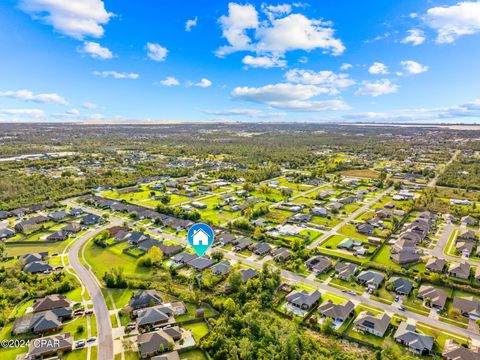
[75,340,86,348]
[87,337,96,343]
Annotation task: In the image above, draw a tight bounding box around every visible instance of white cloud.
[284,69,355,91]
[0,108,45,118]
[232,83,350,111]
[93,70,139,79]
[204,108,286,118]
[81,41,113,59]
[401,60,429,74]
[159,76,180,86]
[262,3,292,20]
[424,1,480,43]
[217,3,259,56]
[0,89,68,105]
[82,101,97,109]
[216,3,344,57]
[185,17,198,32]
[255,14,345,56]
[368,62,389,75]
[340,63,352,70]
[146,42,168,62]
[193,78,212,88]
[401,29,426,46]
[19,0,113,40]
[355,79,398,97]
[242,55,286,68]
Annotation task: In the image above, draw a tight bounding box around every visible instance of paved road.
[67,221,118,360]
[429,223,455,259]
[307,186,394,249]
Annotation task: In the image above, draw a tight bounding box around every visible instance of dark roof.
[187,256,214,271]
[318,300,354,321]
[394,322,434,352]
[425,258,446,272]
[24,261,52,273]
[136,305,173,327]
[0,228,15,238]
[418,285,447,309]
[210,260,231,276]
[20,252,47,264]
[389,277,413,294]
[129,290,163,309]
[357,270,385,286]
[286,290,321,309]
[240,268,258,283]
[27,332,73,357]
[172,252,198,264]
[33,294,71,312]
[452,297,480,317]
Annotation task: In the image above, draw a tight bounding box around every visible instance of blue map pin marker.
[187,223,214,256]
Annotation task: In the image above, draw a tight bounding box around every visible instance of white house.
[192,229,209,246]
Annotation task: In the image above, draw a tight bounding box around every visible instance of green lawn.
[90,314,97,336]
[337,224,369,241]
[309,216,342,229]
[62,348,88,360]
[84,241,152,279]
[329,278,364,294]
[109,288,137,309]
[180,349,209,360]
[5,241,68,257]
[62,316,88,340]
[184,321,210,341]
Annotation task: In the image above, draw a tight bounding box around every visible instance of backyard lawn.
[184,321,210,341]
[180,349,209,360]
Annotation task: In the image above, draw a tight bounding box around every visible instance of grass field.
[184,321,210,341]
[84,241,152,279]
[5,241,68,257]
[180,349,209,360]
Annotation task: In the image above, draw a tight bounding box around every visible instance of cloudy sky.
[1,0,480,123]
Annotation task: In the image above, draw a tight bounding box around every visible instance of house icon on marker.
[192,228,210,246]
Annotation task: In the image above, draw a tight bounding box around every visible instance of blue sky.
[0,0,480,123]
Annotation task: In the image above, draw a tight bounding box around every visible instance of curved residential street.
[68,224,117,360]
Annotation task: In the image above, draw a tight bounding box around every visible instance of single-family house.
[357,270,385,289]
[306,256,332,275]
[129,290,163,310]
[317,300,354,323]
[334,262,358,281]
[26,332,73,359]
[240,268,258,283]
[354,311,391,337]
[286,290,321,311]
[452,297,480,320]
[394,322,434,355]
[388,277,413,295]
[425,258,446,273]
[417,285,447,310]
[448,262,471,279]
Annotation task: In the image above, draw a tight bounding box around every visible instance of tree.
[228,271,243,292]
[223,298,236,314]
[211,251,224,262]
[148,246,163,264]
[321,317,335,335]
